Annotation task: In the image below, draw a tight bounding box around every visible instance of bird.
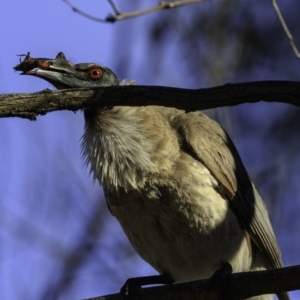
[24,52,289,300]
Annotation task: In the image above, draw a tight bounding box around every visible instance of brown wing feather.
[172,110,287,278]
[172,111,289,300]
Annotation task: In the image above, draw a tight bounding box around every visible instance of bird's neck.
[82,106,166,191]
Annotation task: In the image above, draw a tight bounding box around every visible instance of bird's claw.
[209,262,232,286]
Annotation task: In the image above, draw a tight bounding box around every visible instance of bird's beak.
[14,51,119,89]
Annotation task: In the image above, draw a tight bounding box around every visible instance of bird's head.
[22,52,119,89]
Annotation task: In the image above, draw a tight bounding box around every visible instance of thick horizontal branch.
[0,81,300,120]
[83,264,300,300]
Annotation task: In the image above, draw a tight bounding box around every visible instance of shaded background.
[1,0,300,299]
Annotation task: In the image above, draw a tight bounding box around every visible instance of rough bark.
[0,81,300,120]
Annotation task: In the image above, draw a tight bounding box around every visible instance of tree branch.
[272,0,300,58]
[0,81,300,121]
[62,0,205,23]
[83,265,300,300]
[62,0,300,57]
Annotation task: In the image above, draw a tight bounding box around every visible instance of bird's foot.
[120,274,173,300]
[209,262,232,286]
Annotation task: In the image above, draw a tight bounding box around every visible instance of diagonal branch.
[82,264,300,300]
[62,0,107,23]
[0,81,300,121]
[272,0,300,58]
[62,0,205,23]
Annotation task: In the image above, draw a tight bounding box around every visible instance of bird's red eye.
[88,68,102,80]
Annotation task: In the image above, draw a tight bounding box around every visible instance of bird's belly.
[105,182,252,282]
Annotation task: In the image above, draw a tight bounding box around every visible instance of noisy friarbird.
[22,52,289,300]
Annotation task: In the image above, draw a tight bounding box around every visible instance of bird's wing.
[172,111,284,270]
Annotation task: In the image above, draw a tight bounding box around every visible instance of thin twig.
[62,0,205,23]
[107,0,121,15]
[106,0,206,22]
[62,0,107,23]
[272,0,300,58]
